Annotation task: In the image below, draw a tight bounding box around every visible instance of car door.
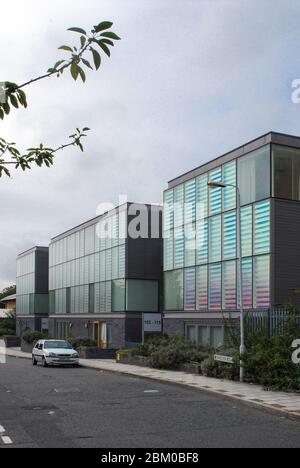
[35,341,43,361]
[32,341,40,360]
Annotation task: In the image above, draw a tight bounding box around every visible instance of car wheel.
[42,357,48,368]
[32,356,37,366]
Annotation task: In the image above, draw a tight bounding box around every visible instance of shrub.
[68,336,97,350]
[0,328,15,337]
[22,331,46,344]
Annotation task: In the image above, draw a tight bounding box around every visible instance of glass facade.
[49,206,160,316]
[164,145,272,312]
[49,208,127,314]
[16,249,49,316]
[272,144,300,201]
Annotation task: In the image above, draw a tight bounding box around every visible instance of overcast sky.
[1,0,300,289]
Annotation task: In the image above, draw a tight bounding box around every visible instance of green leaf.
[100,39,114,47]
[58,45,73,52]
[71,63,79,81]
[82,58,93,70]
[2,103,10,115]
[10,94,19,109]
[68,27,87,35]
[100,31,121,40]
[94,21,113,33]
[77,66,86,83]
[0,108,4,120]
[83,127,91,131]
[91,47,101,70]
[97,41,111,57]
[54,60,65,70]
[80,36,86,48]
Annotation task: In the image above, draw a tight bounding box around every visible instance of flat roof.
[167,131,300,189]
[1,294,16,302]
[17,246,49,259]
[51,202,162,243]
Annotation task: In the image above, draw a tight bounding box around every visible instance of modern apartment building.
[48,203,162,349]
[163,132,300,348]
[16,247,49,336]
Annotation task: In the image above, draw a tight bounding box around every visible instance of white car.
[32,340,79,368]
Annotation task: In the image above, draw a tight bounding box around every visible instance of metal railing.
[245,308,300,337]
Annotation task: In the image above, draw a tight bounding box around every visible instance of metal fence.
[245,308,300,337]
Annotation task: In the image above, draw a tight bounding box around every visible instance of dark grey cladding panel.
[167,131,300,189]
[125,313,143,344]
[35,248,49,294]
[273,199,300,306]
[127,205,163,280]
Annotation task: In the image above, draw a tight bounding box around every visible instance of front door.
[93,322,107,349]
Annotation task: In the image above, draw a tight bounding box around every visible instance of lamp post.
[207,181,245,383]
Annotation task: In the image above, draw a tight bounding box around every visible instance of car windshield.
[44,341,73,350]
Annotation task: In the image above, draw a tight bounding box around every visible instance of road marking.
[0,425,5,434]
[144,390,159,393]
[1,436,13,445]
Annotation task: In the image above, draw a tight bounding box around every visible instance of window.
[254,200,270,255]
[112,279,125,311]
[253,255,270,308]
[209,167,222,215]
[84,226,95,255]
[223,161,237,211]
[210,327,223,350]
[196,174,208,219]
[186,325,197,343]
[198,326,210,346]
[66,287,71,314]
[196,265,208,310]
[241,206,253,257]
[273,145,300,201]
[209,215,221,263]
[223,211,237,260]
[222,260,236,310]
[112,247,119,279]
[88,284,94,314]
[126,280,158,312]
[106,281,112,312]
[164,270,184,311]
[196,219,208,265]
[209,263,222,310]
[184,268,196,311]
[238,145,270,206]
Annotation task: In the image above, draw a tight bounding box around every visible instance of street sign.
[143,314,162,333]
[214,354,234,364]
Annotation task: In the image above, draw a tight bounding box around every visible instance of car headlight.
[72,353,79,358]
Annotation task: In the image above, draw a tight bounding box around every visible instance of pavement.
[2,347,300,421]
[1,355,300,448]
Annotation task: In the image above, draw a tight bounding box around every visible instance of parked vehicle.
[32,340,79,368]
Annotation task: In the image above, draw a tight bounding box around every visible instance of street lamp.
[207,180,246,383]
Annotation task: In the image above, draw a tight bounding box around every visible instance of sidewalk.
[3,348,300,420]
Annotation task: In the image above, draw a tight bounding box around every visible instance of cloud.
[1,0,300,289]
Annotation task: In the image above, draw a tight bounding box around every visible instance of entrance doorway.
[93,321,108,349]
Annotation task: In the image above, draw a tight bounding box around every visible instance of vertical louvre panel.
[254,200,270,255]
[164,231,174,271]
[209,263,222,310]
[164,189,174,232]
[241,205,253,257]
[242,257,253,309]
[185,224,196,267]
[185,179,196,224]
[223,161,237,211]
[209,215,221,263]
[196,265,208,310]
[174,226,184,269]
[106,281,112,312]
[253,255,270,308]
[209,167,222,215]
[184,267,196,311]
[196,174,208,219]
[223,211,237,260]
[174,185,184,227]
[196,219,208,265]
[222,260,236,310]
[119,245,126,278]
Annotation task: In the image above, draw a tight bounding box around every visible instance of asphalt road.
[0,357,300,448]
